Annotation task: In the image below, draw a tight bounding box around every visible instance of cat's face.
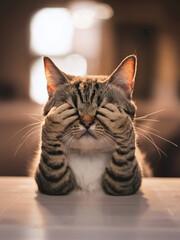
[43,56,137,151]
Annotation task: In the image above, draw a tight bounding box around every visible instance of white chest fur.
[67,150,112,193]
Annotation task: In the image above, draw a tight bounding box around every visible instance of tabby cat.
[35,55,143,195]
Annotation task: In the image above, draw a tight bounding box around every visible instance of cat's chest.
[67,150,112,193]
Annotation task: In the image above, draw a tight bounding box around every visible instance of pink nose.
[80,114,94,129]
[81,120,92,129]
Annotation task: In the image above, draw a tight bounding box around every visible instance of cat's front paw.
[96,103,128,134]
[45,103,78,132]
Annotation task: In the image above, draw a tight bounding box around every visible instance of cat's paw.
[45,103,78,132]
[96,103,128,133]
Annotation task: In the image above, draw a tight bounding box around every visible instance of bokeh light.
[30,8,74,55]
[72,9,95,29]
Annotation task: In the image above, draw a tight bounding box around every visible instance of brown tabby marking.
[35,55,142,195]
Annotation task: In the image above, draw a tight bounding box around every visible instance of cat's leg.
[35,104,78,195]
[97,103,142,195]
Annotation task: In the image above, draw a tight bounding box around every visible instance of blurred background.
[0,0,179,177]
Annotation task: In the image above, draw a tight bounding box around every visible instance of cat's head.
[43,55,137,150]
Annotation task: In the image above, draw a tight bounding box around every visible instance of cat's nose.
[81,120,93,129]
[80,114,94,129]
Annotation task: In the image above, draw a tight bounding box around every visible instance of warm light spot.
[95,3,114,20]
[30,58,48,105]
[61,54,87,76]
[72,8,95,29]
[70,2,113,29]
[30,8,74,55]
[30,55,87,104]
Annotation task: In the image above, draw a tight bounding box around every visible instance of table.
[0,177,179,240]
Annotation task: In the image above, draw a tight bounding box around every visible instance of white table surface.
[0,177,179,240]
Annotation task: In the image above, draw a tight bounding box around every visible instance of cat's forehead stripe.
[72,79,100,104]
[70,75,107,84]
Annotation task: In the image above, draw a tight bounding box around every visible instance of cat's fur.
[34,55,144,195]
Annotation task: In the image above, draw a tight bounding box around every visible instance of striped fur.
[35,106,77,195]
[35,55,143,195]
[98,105,142,195]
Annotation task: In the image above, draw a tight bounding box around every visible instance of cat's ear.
[109,55,137,98]
[43,57,68,96]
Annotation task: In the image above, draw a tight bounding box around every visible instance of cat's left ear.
[44,57,69,96]
[108,55,137,99]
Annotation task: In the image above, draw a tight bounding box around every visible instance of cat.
[34,55,146,196]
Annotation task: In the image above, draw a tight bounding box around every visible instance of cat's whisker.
[64,135,74,156]
[64,139,69,156]
[26,116,42,122]
[135,123,160,133]
[101,135,115,151]
[61,131,75,152]
[98,135,111,150]
[22,125,41,140]
[136,127,167,157]
[18,113,42,117]
[137,131,163,158]
[135,126,160,151]
[23,114,43,121]
[138,127,178,147]
[105,137,116,147]
[135,109,166,120]
[96,126,116,139]
[59,131,72,141]
[25,113,42,116]
[7,122,41,144]
[136,126,169,157]
[135,118,160,123]
[103,129,117,142]
[105,131,117,141]
[96,126,118,141]
[61,135,72,144]
[71,130,82,135]
[14,129,40,159]
[64,131,74,138]
[96,130,116,148]
[67,137,75,153]
[61,132,71,139]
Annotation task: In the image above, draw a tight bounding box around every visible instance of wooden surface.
[0,177,180,240]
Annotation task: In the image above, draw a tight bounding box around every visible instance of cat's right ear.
[43,57,68,96]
